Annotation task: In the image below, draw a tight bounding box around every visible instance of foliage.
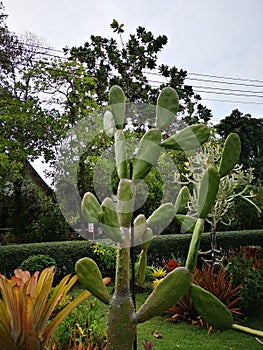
[50,297,108,349]
[67,20,212,124]
[180,135,261,264]
[0,267,93,350]
[19,254,57,274]
[1,231,263,282]
[90,242,117,273]
[1,181,70,244]
[215,109,263,180]
[181,136,260,231]
[225,246,263,314]
[0,3,98,241]
[165,263,242,327]
[226,184,263,230]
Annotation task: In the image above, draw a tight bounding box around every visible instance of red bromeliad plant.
[0,267,110,350]
[165,263,242,328]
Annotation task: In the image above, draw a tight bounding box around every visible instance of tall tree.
[66,19,212,124]
[216,109,263,180]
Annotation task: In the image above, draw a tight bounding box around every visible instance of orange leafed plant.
[165,264,242,328]
[0,267,110,350]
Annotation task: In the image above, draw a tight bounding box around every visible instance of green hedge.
[147,229,263,266]
[0,229,262,281]
[0,240,114,281]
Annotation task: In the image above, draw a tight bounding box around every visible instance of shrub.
[50,297,108,349]
[0,230,262,282]
[19,254,57,274]
[225,246,263,314]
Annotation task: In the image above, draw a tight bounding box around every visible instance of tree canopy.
[215,109,263,180]
[66,19,212,125]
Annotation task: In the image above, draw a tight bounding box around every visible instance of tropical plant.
[165,263,242,327]
[0,267,110,350]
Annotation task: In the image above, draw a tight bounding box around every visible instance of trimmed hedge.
[147,229,263,266]
[0,240,115,281]
[0,229,262,281]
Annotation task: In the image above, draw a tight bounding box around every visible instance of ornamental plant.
[165,263,242,327]
[75,86,263,349]
[0,267,110,350]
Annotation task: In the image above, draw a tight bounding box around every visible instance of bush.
[0,229,262,282]
[146,229,263,267]
[225,246,263,314]
[20,254,56,274]
[0,240,115,281]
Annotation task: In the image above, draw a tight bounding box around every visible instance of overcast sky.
[4,0,263,122]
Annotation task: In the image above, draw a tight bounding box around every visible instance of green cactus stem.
[218,133,241,178]
[190,284,233,331]
[136,228,153,287]
[136,267,192,324]
[115,130,128,179]
[197,167,220,220]
[104,110,117,138]
[82,192,103,223]
[161,124,210,151]
[174,186,190,214]
[117,178,135,228]
[109,85,125,129]
[75,257,110,305]
[185,218,204,273]
[133,214,147,245]
[232,324,263,338]
[101,197,123,242]
[107,228,136,350]
[174,214,197,233]
[156,86,179,130]
[132,128,161,181]
[146,203,175,235]
[136,249,147,287]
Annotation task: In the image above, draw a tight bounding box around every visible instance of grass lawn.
[66,285,263,350]
[135,293,263,350]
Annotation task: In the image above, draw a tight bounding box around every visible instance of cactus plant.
[75,85,261,349]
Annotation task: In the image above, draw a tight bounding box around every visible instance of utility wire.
[6,41,263,106]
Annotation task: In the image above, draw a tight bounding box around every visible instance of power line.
[4,42,263,107]
[188,71,263,85]
[186,76,263,89]
[194,89,263,99]
[202,98,263,105]
[19,42,263,90]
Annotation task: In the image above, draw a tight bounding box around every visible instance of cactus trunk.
[107,228,136,350]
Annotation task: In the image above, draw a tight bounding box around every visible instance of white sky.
[4,0,263,122]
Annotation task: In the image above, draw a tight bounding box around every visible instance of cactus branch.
[232,324,263,338]
[185,218,204,273]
